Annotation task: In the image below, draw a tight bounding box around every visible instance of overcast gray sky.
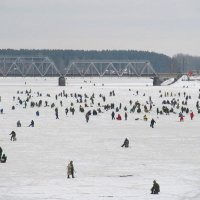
[0,0,199,56]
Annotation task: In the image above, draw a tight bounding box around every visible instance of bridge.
[0,56,61,77]
[0,56,158,77]
[65,60,158,77]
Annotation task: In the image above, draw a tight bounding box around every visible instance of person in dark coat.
[10,131,16,141]
[0,147,2,160]
[125,112,128,120]
[111,111,115,120]
[85,112,90,123]
[67,161,74,178]
[65,108,69,116]
[55,108,59,119]
[156,108,159,115]
[150,118,156,128]
[71,107,75,115]
[93,110,97,115]
[121,138,129,148]
[151,180,160,194]
[36,111,40,116]
[17,120,21,127]
[28,120,34,127]
[1,154,7,163]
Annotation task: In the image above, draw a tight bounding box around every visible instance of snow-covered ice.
[161,78,175,86]
[0,77,200,200]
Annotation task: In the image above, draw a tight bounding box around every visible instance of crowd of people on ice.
[1,82,200,194]
[3,87,198,128]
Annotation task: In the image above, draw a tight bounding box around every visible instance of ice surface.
[0,77,200,200]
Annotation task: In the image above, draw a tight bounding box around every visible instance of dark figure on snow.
[17,120,21,127]
[0,146,2,160]
[111,111,115,120]
[1,154,7,163]
[151,180,160,194]
[71,107,75,115]
[28,120,34,127]
[179,112,184,122]
[85,112,90,123]
[67,161,74,178]
[93,110,97,115]
[10,131,16,141]
[55,108,59,119]
[36,111,40,116]
[150,118,156,128]
[125,112,128,120]
[121,138,129,148]
[65,108,69,116]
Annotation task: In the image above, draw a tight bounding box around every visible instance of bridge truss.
[0,57,157,77]
[0,56,61,77]
[65,60,157,77]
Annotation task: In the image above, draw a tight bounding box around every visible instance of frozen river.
[0,77,200,200]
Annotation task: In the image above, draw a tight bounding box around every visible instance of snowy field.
[0,77,200,200]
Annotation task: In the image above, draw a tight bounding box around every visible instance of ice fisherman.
[67,161,75,178]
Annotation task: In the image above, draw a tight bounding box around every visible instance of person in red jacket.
[190,111,194,120]
[116,114,122,120]
[179,112,184,122]
[180,115,184,122]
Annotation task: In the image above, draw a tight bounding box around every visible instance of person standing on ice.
[111,111,115,120]
[150,118,156,128]
[55,107,59,119]
[151,180,160,194]
[190,111,194,120]
[85,112,90,123]
[179,112,184,122]
[10,131,16,141]
[0,146,2,160]
[125,112,128,120]
[67,161,74,178]
[65,108,68,116]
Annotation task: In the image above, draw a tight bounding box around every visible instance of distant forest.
[173,54,200,73]
[0,49,200,74]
